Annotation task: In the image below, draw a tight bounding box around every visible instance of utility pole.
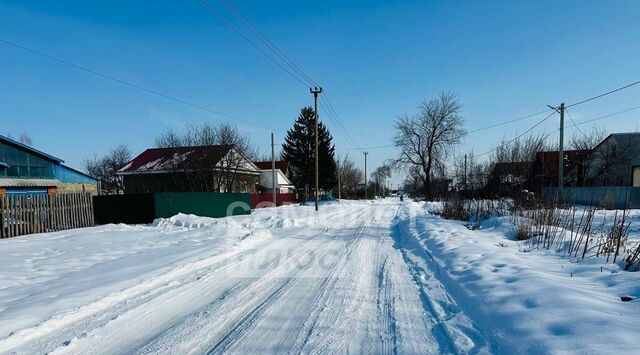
[310,87,323,211]
[271,132,276,206]
[364,152,368,199]
[464,154,468,191]
[337,161,341,200]
[559,102,565,199]
[548,102,565,200]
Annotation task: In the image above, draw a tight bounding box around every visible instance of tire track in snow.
[0,234,281,354]
[288,206,375,353]
[128,209,373,355]
[59,228,332,355]
[292,204,405,354]
[392,207,490,354]
[200,206,376,354]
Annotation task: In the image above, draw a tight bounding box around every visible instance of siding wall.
[544,186,640,209]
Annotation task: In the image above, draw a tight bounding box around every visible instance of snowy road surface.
[0,200,487,354]
[1,199,638,354]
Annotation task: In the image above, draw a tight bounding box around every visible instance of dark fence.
[93,192,252,225]
[544,186,640,209]
[1,192,94,238]
[250,193,297,209]
[93,193,156,225]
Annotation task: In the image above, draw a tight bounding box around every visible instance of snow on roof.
[254,161,289,172]
[118,145,235,173]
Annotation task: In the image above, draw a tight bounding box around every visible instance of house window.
[633,166,640,187]
[616,176,624,186]
[611,145,617,159]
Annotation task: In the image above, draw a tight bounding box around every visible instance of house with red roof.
[253,160,295,193]
[117,145,260,193]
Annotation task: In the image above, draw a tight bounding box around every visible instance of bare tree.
[453,152,490,193]
[371,164,392,197]
[154,122,259,192]
[569,127,608,151]
[487,134,549,196]
[84,144,132,194]
[18,134,33,146]
[392,93,466,198]
[336,155,363,198]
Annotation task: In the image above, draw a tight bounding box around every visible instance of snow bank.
[398,201,640,353]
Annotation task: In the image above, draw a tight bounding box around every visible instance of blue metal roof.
[0,134,64,163]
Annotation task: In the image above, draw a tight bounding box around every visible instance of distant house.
[533,150,590,191]
[488,161,533,195]
[253,161,295,193]
[584,133,640,187]
[0,134,97,196]
[118,145,261,193]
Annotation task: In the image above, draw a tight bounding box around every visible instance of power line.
[570,104,640,126]
[563,107,586,138]
[0,38,280,133]
[476,111,556,157]
[468,108,553,133]
[566,79,640,108]
[217,0,318,87]
[197,0,311,88]
[199,0,362,149]
[336,145,394,151]
[319,94,361,149]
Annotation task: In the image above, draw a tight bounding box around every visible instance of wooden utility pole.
[271,132,276,206]
[364,152,368,199]
[337,161,341,200]
[310,87,323,211]
[559,102,565,198]
[464,154,468,191]
[548,103,565,200]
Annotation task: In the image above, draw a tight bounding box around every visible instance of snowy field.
[0,199,638,354]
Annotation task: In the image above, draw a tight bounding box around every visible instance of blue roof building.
[0,134,97,195]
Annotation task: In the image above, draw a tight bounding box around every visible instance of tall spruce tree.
[282,107,337,193]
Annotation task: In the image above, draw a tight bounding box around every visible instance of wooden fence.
[0,192,94,238]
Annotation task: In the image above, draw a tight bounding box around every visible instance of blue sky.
[2,0,640,185]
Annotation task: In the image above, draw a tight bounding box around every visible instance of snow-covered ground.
[0,199,638,354]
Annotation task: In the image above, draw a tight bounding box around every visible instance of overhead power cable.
[0,38,280,133]
[476,111,556,157]
[566,79,640,108]
[563,107,586,138]
[571,104,640,126]
[199,0,362,149]
[468,108,554,134]
[198,0,310,88]
[217,0,319,87]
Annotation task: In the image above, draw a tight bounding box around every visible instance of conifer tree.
[282,107,337,193]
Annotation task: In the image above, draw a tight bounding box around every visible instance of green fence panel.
[153,192,252,219]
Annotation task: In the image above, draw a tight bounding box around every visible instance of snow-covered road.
[2,199,639,354]
[0,200,487,354]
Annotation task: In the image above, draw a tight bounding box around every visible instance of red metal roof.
[119,145,234,173]
[253,161,289,172]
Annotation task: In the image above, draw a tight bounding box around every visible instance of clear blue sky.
[2,0,640,184]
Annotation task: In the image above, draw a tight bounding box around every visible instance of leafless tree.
[84,144,132,194]
[336,155,363,198]
[453,152,490,193]
[392,93,466,198]
[569,127,608,151]
[154,122,259,192]
[18,134,33,146]
[487,133,549,196]
[492,133,549,164]
[371,164,391,197]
